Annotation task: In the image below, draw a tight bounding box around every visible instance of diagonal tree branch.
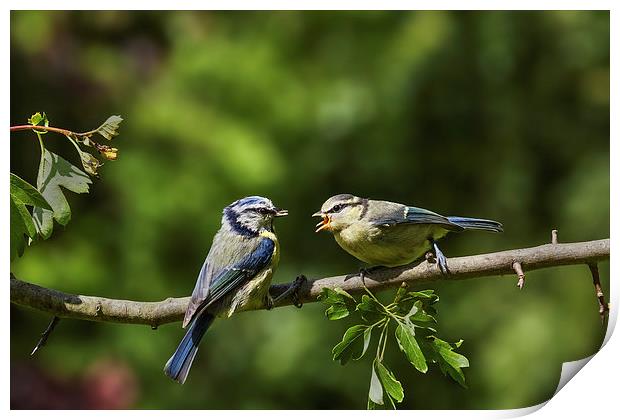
[10,238,609,328]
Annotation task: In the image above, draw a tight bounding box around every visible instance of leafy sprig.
[319,283,469,409]
[9,112,123,260]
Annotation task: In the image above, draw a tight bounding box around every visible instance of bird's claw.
[271,275,307,308]
[291,275,306,308]
[265,294,274,310]
[436,251,449,275]
[358,266,384,286]
[430,240,450,275]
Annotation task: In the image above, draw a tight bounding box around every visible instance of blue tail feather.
[447,217,503,233]
[164,311,215,384]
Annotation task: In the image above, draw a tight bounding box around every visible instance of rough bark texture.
[10,239,609,328]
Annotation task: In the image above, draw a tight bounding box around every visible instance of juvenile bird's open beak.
[274,208,288,217]
[312,211,331,232]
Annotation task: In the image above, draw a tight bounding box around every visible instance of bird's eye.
[332,204,344,213]
[256,207,270,214]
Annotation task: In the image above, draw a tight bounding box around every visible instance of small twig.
[30,316,61,356]
[588,263,609,323]
[10,125,73,137]
[512,261,526,289]
[551,229,558,245]
[10,124,101,138]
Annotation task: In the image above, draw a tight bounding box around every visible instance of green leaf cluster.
[319,284,469,409]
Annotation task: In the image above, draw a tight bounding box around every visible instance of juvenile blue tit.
[164,196,288,384]
[313,194,502,273]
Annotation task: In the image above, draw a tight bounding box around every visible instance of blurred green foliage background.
[10,10,609,409]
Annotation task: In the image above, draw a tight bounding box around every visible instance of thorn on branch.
[512,261,526,289]
[551,229,558,245]
[31,316,60,356]
[588,263,609,323]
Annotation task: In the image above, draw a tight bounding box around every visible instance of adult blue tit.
[313,194,502,273]
[164,196,288,384]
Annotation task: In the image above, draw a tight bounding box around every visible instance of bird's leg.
[429,239,449,275]
[271,275,307,308]
[358,266,384,285]
[264,293,274,310]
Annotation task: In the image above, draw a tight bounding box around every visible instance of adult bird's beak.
[312,211,331,232]
[274,208,288,217]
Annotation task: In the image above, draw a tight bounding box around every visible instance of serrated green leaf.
[430,337,469,387]
[10,174,51,209]
[395,323,428,373]
[325,303,350,320]
[375,360,404,403]
[408,301,437,324]
[320,287,356,320]
[368,360,384,405]
[319,287,355,304]
[319,288,345,305]
[334,287,354,301]
[33,149,91,239]
[332,324,367,365]
[408,289,439,303]
[95,115,123,140]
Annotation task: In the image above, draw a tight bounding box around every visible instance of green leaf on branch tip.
[368,359,384,405]
[10,174,50,260]
[325,303,350,320]
[395,323,428,373]
[354,325,373,361]
[407,301,437,324]
[319,287,356,320]
[429,337,469,387]
[32,149,92,240]
[332,324,370,365]
[375,360,404,403]
[319,287,354,304]
[408,289,439,303]
[394,283,408,303]
[95,115,123,141]
[28,112,49,134]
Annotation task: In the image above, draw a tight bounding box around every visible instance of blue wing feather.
[373,205,463,231]
[189,237,275,318]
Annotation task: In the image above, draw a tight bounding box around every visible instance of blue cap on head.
[233,196,271,208]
